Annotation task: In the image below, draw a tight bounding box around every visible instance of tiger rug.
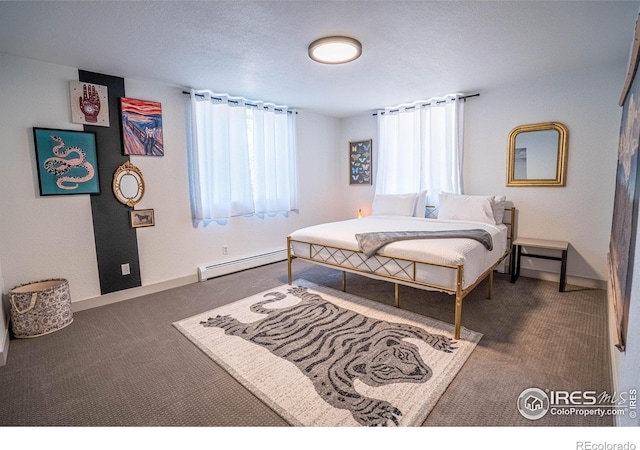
[174,280,481,426]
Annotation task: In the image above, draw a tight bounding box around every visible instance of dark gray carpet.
[0,260,612,426]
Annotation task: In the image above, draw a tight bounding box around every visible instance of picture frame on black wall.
[33,127,101,196]
[121,97,164,156]
[69,81,110,127]
[349,139,372,185]
[130,209,155,228]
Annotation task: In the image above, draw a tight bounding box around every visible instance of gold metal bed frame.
[287,207,516,340]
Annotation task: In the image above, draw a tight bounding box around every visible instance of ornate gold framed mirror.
[113,161,145,207]
[507,122,568,187]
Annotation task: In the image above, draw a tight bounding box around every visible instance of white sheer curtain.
[250,104,298,216]
[187,90,298,225]
[375,94,464,207]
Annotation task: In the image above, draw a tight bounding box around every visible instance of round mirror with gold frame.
[113,161,145,207]
[507,122,568,187]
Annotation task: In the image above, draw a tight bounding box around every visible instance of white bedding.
[289,215,508,291]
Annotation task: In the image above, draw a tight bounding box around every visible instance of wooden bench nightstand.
[510,237,569,292]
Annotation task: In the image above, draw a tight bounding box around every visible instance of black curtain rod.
[182,90,478,116]
[182,90,294,114]
[372,93,480,116]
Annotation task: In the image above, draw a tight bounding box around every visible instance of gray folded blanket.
[355,229,493,257]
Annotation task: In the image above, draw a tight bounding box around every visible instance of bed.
[287,192,516,340]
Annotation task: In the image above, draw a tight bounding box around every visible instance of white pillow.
[413,190,428,217]
[437,192,496,225]
[371,193,417,216]
[493,195,507,224]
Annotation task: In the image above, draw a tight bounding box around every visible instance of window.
[187,90,298,225]
[375,94,465,208]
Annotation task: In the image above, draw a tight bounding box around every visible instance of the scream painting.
[121,97,164,156]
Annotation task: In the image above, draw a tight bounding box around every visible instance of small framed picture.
[69,81,110,127]
[349,139,372,185]
[33,127,100,195]
[130,209,155,228]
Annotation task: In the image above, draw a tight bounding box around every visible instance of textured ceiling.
[0,1,638,117]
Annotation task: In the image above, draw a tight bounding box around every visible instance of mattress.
[289,215,508,292]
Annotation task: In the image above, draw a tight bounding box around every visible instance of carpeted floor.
[174,279,482,426]
[0,260,612,427]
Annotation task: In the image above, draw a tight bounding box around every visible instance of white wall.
[123,78,344,287]
[337,62,624,286]
[0,53,343,311]
[338,114,377,219]
[464,63,624,284]
[0,54,100,301]
[0,52,627,367]
[0,55,622,302]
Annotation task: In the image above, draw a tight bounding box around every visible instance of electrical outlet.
[222,245,229,256]
[121,263,130,276]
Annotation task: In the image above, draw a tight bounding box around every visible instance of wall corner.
[0,325,8,367]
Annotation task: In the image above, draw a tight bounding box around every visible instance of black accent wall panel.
[79,71,141,294]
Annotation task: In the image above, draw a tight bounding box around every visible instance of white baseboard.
[73,251,287,313]
[519,268,606,290]
[0,322,9,367]
[72,274,197,312]
[71,265,605,314]
[197,249,287,282]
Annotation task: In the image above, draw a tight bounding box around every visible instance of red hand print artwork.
[69,81,110,127]
[79,84,101,123]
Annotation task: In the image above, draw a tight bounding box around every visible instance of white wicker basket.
[9,278,73,338]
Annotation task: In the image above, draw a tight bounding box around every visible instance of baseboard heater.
[197,249,287,282]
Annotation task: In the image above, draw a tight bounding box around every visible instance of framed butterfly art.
[349,139,372,185]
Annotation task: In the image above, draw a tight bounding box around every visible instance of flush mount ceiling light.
[308,36,362,64]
